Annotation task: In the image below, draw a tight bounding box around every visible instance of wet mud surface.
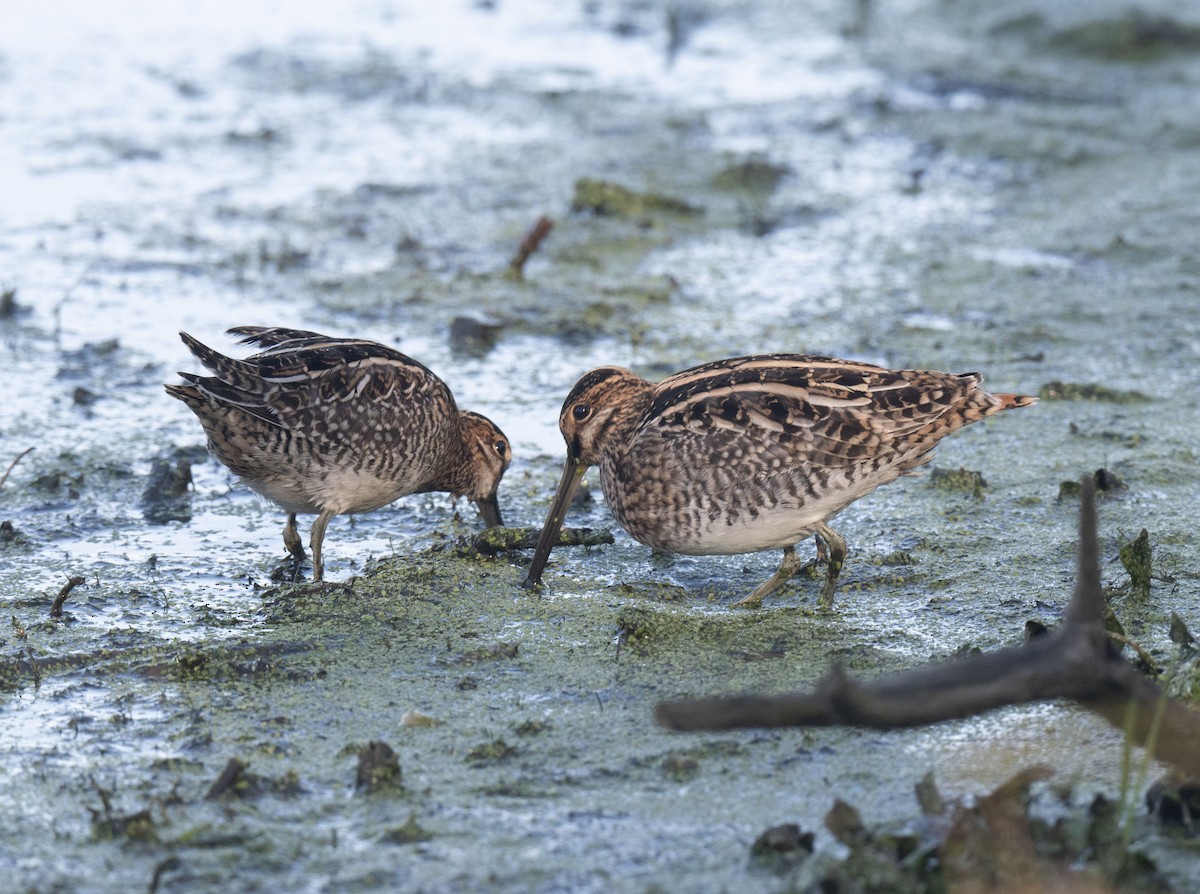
[3,0,1200,890]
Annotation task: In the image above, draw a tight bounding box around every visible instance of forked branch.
[656,478,1200,778]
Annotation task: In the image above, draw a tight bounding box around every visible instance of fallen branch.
[656,478,1200,779]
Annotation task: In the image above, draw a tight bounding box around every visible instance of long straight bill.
[522,455,587,588]
[476,493,503,528]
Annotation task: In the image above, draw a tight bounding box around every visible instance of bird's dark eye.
[494,440,507,457]
[572,404,590,421]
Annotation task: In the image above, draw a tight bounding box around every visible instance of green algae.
[1120,529,1154,600]
[513,718,552,737]
[709,155,791,195]
[378,814,433,845]
[465,738,520,765]
[1046,10,1200,61]
[1038,380,1151,403]
[91,807,159,844]
[450,524,613,558]
[571,177,704,219]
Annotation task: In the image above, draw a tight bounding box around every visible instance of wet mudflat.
[2,0,1200,891]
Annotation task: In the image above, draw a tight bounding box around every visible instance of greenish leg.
[735,545,802,609]
[283,513,307,562]
[814,522,847,607]
[309,510,335,582]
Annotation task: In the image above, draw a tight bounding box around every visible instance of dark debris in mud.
[201,757,304,801]
[466,738,519,765]
[91,805,158,844]
[444,640,520,666]
[49,575,85,618]
[1163,616,1200,702]
[660,753,700,782]
[1119,528,1154,599]
[1046,10,1200,61]
[749,822,814,871]
[88,777,160,844]
[355,741,403,795]
[378,814,433,845]
[513,718,551,737]
[752,768,1175,892]
[0,285,23,319]
[1147,771,1200,833]
[72,385,100,406]
[929,465,988,499]
[205,758,255,800]
[448,314,504,356]
[141,449,196,525]
[1057,467,1125,501]
[0,519,29,548]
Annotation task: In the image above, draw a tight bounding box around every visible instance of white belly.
[616,465,893,556]
[247,466,415,516]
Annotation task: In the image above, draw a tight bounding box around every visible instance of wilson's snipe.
[523,354,1034,606]
[167,326,511,580]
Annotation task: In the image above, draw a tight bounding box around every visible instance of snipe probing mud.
[167,326,511,580]
[522,354,1034,606]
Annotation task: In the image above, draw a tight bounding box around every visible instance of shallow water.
[3,0,1200,891]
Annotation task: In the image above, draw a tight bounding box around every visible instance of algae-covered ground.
[3,1,1200,891]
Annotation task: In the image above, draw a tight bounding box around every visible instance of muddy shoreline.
[3,1,1200,891]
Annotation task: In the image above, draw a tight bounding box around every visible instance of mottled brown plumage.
[166,326,510,580]
[523,354,1035,606]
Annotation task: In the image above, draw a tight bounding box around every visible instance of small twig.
[51,575,86,618]
[204,758,248,800]
[505,215,554,280]
[26,645,41,687]
[1107,630,1160,674]
[149,857,181,894]
[53,260,98,345]
[0,447,35,489]
[89,774,114,819]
